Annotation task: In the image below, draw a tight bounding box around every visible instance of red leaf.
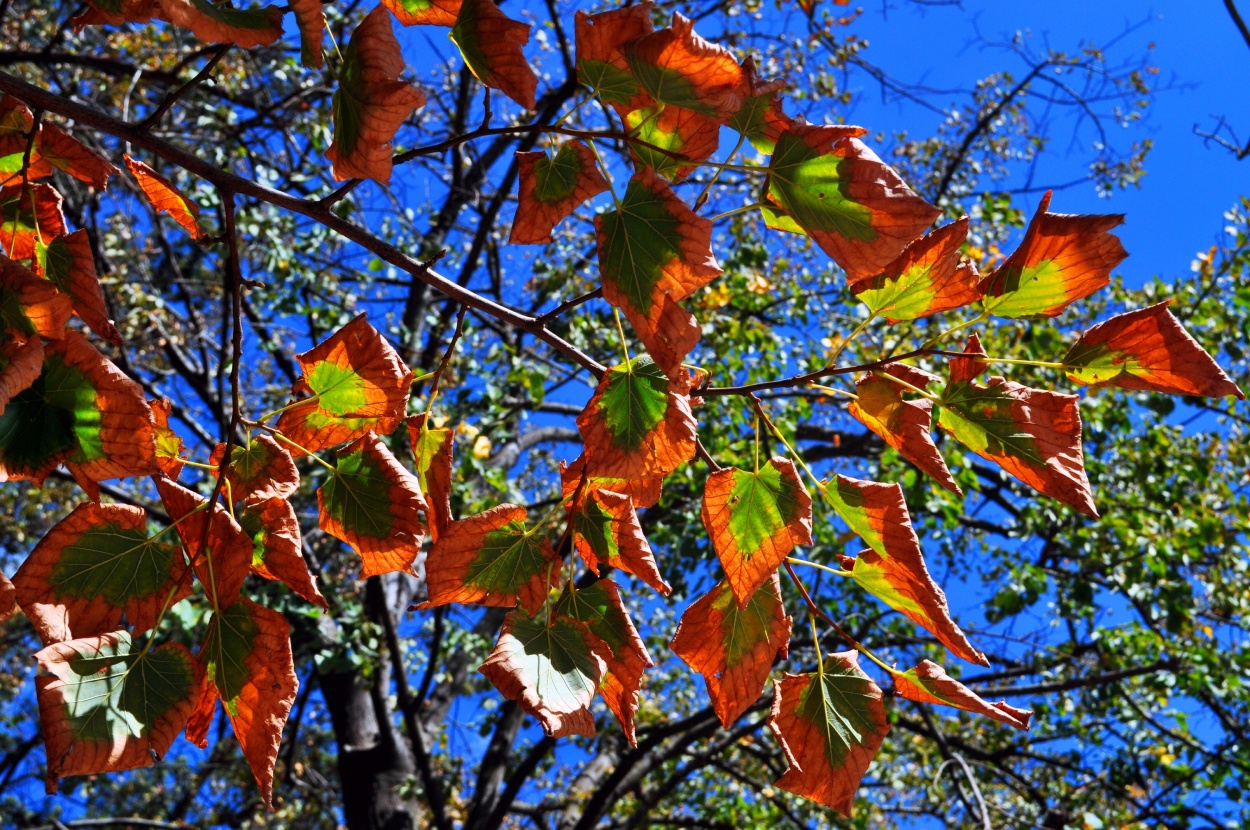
[450,0,537,110]
[575,3,654,107]
[625,12,746,123]
[949,332,988,384]
[124,156,207,241]
[406,413,455,542]
[37,229,124,346]
[150,397,185,480]
[571,488,670,595]
[0,335,41,413]
[155,0,284,48]
[381,0,461,26]
[848,217,981,322]
[622,104,721,183]
[240,496,327,609]
[209,433,300,503]
[37,124,118,190]
[69,0,157,26]
[0,254,72,340]
[894,659,1032,731]
[0,182,65,260]
[0,570,14,622]
[509,141,609,244]
[561,453,663,511]
[156,476,255,609]
[290,0,326,68]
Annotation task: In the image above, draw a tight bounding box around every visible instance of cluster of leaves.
[0,0,1243,819]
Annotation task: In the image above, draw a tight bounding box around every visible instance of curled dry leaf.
[124,156,207,241]
[290,0,325,68]
[894,659,1032,731]
[39,229,124,346]
[510,141,609,244]
[625,12,746,122]
[209,433,300,503]
[240,497,327,609]
[156,476,255,609]
[849,217,981,322]
[449,0,538,110]
[570,487,670,595]
[0,254,73,340]
[406,413,455,542]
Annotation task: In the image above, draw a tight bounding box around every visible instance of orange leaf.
[575,3,654,106]
[0,182,65,260]
[69,0,157,26]
[894,659,1032,731]
[949,332,988,384]
[625,12,746,123]
[155,0,284,48]
[728,57,794,154]
[406,413,455,542]
[0,335,41,412]
[422,503,558,614]
[670,575,792,727]
[560,453,663,511]
[209,433,300,503]
[327,5,427,184]
[156,476,255,609]
[381,0,461,26]
[1064,300,1245,400]
[848,364,960,494]
[980,190,1127,318]
[150,397,185,480]
[0,570,13,622]
[240,496,327,609]
[509,141,609,244]
[0,254,72,340]
[630,293,702,382]
[37,124,118,190]
[124,156,207,241]
[848,217,981,322]
[571,488,670,595]
[37,229,124,345]
[622,104,721,183]
[768,651,890,815]
[290,0,325,68]
[450,0,538,110]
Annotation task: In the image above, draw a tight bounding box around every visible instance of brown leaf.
[0,182,65,259]
[0,254,72,340]
[949,332,988,384]
[0,335,41,413]
[509,141,609,244]
[290,0,326,68]
[570,488,670,595]
[155,0,284,48]
[848,217,981,322]
[209,433,300,503]
[0,570,14,622]
[240,496,327,609]
[37,124,118,189]
[150,397,185,480]
[37,229,124,346]
[625,12,747,123]
[406,413,455,542]
[450,0,538,110]
[560,454,664,511]
[894,659,1032,731]
[156,476,255,609]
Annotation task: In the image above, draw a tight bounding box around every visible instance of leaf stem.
[786,556,852,578]
[256,394,319,425]
[824,312,876,368]
[585,137,621,211]
[710,202,764,223]
[920,310,986,351]
[613,307,631,365]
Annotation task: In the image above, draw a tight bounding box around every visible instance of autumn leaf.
[0,570,13,622]
[623,105,721,183]
[155,0,284,48]
[0,330,157,492]
[290,0,325,68]
[36,631,203,794]
[728,57,792,154]
[0,182,66,259]
[327,5,427,184]
[480,608,608,738]
[702,458,812,606]
[38,229,124,345]
[937,376,1097,517]
[124,156,208,241]
[150,397,185,479]
[848,364,960,494]
[37,124,118,190]
[0,254,72,340]
[949,332,988,384]
[239,497,327,609]
[766,126,940,280]
[422,503,558,614]
[560,453,664,511]
[275,314,414,455]
[768,651,890,816]
[191,597,297,809]
[980,191,1127,318]
[625,13,746,122]
[209,433,300,503]
[12,502,191,645]
[574,2,654,106]
[570,487,671,595]
[450,0,538,110]
[670,575,792,727]
[893,659,1032,731]
[69,0,157,26]
[0,335,41,413]
[156,476,255,609]
[381,0,461,26]
[317,432,425,578]
[848,217,981,322]
[406,413,454,542]
[576,356,698,481]
[1064,300,1245,399]
[509,141,609,244]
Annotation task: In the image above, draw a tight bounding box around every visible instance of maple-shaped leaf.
[13,502,191,645]
[576,356,698,481]
[949,332,988,384]
[937,376,1096,517]
[449,0,538,110]
[0,335,41,413]
[317,432,425,578]
[290,0,325,68]
[36,631,203,794]
[768,651,890,816]
[1064,300,1245,399]
[327,5,426,184]
[624,105,720,183]
[0,570,14,622]
[37,124,118,190]
[670,575,792,727]
[702,458,812,606]
[555,579,652,745]
[124,156,207,241]
[848,217,981,322]
[570,488,670,595]
[574,2,654,106]
[510,141,609,245]
[560,454,664,511]
[422,503,558,614]
[38,229,123,345]
[155,0,283,48]
[848,364,959,494]
[894,659,1032,731]
[191,597,297,809]
[0,254,72,340]
[821,475,987,665]
[625,13,746,122]
[149,397,185,479]
[239,497,327,609]
[156,476,254,609]
[728,57,792,154]
[382,0,461,26]
[480,608,607,738]
[767,126,940,280]
[406,413,454,542]
[275,313,415,455]
[0,330,157,491]
[980,191,1126,318]
[209,433,300,503]
[0,182,65,260]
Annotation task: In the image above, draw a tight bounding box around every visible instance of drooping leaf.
[0,182,65,259]
[154,0,284,48]
[192,597,297,809]
[1064,300,1245,399]
[0,330,157,491]
[728,57,792,154]
[821,476,987,665]
[0,254,72,340]
[405,413,454,542]
[848,364,960,494]
[630,293,702,383]
[509,141,609,244]
[848,217,981,322]
[949,332,988,384]
[670,575,792,727]
[893,659,1032,731]
[37,124,118,190]
[625,12,746,122]
[149,397,185,480]
[766,126,940,280]
[155,476,254,609]
[449,0,538,110]
[768,651,890,816]
[239,497,327,609]
[275,313,414,455]
[38,229,124,345]
[209,433,300,503]
[937,376,1096,517]
[422,503,558,614]
[13,502,191,645]
[327,5,426,184]
[479,608,607,738]
[290,0,325,68]
[381,0,461,26]
[980,190,1127,318]
[0,570,13,622]
[570,488,670,595]
[702,458,812,606]
[0,335,41,413]
[574,2,654,106]
[36,631,203,793]
[124,156,207,241]
[623,105,720,182]
[560,453,664,511]
[576,356,698,481]
[317,431,425,578]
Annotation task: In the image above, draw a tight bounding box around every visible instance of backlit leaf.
[69,0,157,26]
[124,156,207,241]
[0,570,13,622]
[570,488,670,595]
[156,477,254,609]
[149,397,184,480]
[0,182,65,259]
[574,2,654,106]
[509,141,609,244]
[0,335,41,412]
[209,433,300,503]
[848,217,981,322]
[155,0,284,48]
[406,413,454,542]
[728,57,792,154]
[625,12,746,122]
[0,254,72,340]
[560,453,664,511]
[949,332,988,384]
[450,0,538,110]
[37,124,118,190]
[624,105,720,183]
[290,0,325,68]
[894,659,1032,731]
[38,229,123,346]
[381,0,461,26]
[239,497,327,609]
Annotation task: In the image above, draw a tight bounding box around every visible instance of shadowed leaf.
[37,124,117,190]
[290,0,325,68]
[156,476,254,609]
[0,335,41,413]
[0,182,65,259]
[38,230,123,345]
[575,3,654,106]
[450,0,537,110]
[209,433,300,503]
[0,254,72,340]
[155,0,283,48]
